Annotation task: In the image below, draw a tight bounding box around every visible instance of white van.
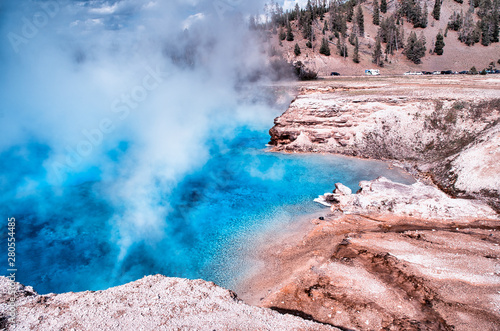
[365,69,380,75]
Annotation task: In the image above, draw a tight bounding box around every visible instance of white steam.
[0,0,273,261]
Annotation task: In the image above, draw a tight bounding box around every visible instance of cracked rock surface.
[241,200,500,331]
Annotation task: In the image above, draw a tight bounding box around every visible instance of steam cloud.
[0,0,274,264]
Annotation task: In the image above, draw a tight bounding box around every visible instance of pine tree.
[349,27,357,45]
[306,0,314,20]
[372,35,383,66]
[434,32,445,54]
[330,5,342,32]
[302,22,313,40]
[294,43,301,56]
[323,20,328,35]
[379,15,404,54]
[477,0,493,17]
[346,2,355,22]
[480,19,492,46]
[404,31,426,63]
[356,5,365,36]
[340,15,348,37]
[279,27,286,41]
[373,0,380,25]
[474,22,482,43]
[286,22,294,41]
[448,11,463,31]
[433,0,441,20]
[421,3,428,28]
[404,32,417,61]
[413,1,423,28]
[353,36,360,63]
[492,0,499,42]
[459,10,479,45]
[337,36,348,58]
[319,37,331,55]
[417,32,427,59]
[492,10,499,42]
[381,0,388,13]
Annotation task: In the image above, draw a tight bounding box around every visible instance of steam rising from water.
[1,1,415,294]
[1,0,272,261]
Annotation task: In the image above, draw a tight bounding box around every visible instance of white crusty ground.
[0,275,338,331]
[452,125,500,193]
[316,177,499,220]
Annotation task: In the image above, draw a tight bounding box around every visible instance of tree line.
[251,0,499,66]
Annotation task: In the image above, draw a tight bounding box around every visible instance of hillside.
[258,0,500,76]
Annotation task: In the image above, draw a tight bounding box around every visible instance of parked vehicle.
[441,70,453,75]
[330,72,341,76]
[404,71,423,75]
[422,71,432,75]
[432,71,441,75]
[365,69,380,75]
[458,71,468,74]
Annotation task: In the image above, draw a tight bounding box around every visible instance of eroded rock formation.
[243,178,500,331]
[315,177,498,220]
[269,78,500,211]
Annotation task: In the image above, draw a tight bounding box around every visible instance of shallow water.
[1,126,413,294]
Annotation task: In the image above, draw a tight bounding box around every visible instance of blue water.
[0,126,413,294]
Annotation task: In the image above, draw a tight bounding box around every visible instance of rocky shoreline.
[239,76,500,330]
[239,177,499,330]
[269,76,500,212]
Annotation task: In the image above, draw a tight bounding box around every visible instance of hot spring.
[1,123,414,294]
[0,1,413,295]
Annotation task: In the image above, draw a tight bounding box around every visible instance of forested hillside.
[252,0,500,75]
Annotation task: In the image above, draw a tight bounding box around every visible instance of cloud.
[88,2,119,15]
[182,12,204,29]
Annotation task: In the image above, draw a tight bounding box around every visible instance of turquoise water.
[0,125,413,294]
[0,0,418,296]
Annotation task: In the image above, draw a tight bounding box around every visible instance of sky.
[283,0,308,10]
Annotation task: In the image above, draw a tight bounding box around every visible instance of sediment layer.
[269,76,500,211]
